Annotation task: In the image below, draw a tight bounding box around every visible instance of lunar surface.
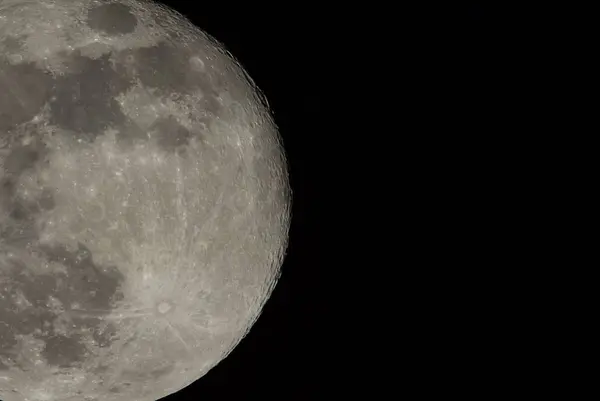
[0,1,290,400]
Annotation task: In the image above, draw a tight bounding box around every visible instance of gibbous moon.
[0,1,291,400]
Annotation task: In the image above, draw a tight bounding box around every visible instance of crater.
[0,36,26,65]
[0,212,39,247]
[0,187,55,247]
[86,3,138,35]
[1,36,25,53]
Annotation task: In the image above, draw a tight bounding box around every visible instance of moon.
[0,1,291,400]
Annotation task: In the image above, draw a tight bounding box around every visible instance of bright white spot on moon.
[190,56,205,72]
[158,302,172,314]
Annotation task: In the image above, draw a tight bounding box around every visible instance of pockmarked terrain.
[0,1,291,400]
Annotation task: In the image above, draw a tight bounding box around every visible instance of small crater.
[37,189,56,211]
[190,56,205,72]
[7,189,56,221]
[86,3,138,35]
[157,301,172,314]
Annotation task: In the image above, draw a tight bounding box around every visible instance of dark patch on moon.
[0,58,53,132]
[3,142,43,175]
[4,189,55,223]
[0,243,125,370]
[152,13,170,29]
[0,36,25,53]
[0,176,34,222]
[0,177,19,215]
[86,3,138,35]
[1,35,222,165]
[118,42,222,108]
[0,212,38,248]
[49,51,134,138]
[40,243,125,311]
[0,184,55,247]
[37,189,56,211]
[0,139,54,244]
[122,42,194,94]
[150,115,193,152]
[42,333,88,368]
